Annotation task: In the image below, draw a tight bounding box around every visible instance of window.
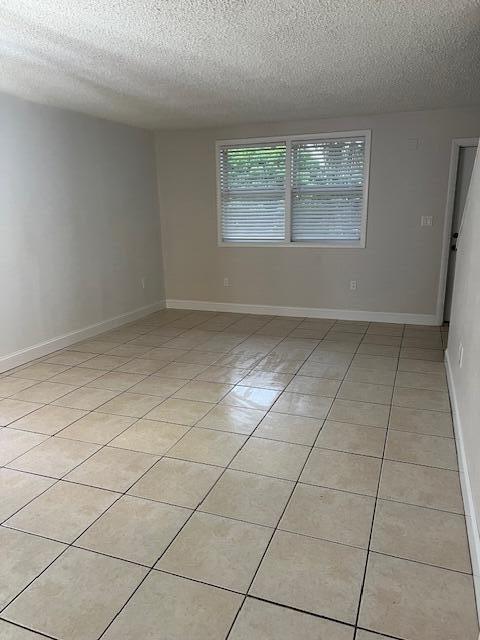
[217,130,370,247]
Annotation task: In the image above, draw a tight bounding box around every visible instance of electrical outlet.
[421,216,433,227]
[459,343,464,368]
[350,280,357,291]
[223,277,230,287]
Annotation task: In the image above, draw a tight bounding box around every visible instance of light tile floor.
[0,309,477,640]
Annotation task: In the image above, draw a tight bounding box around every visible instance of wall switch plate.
[421,216,433,227]
[223,277,230,287]
[459,343,464,368]
[350,280,357,291]
[140,277,146,289]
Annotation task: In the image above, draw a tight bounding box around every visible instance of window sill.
[218,241,365,248]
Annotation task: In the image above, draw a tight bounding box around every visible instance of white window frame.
[216,129,371,248]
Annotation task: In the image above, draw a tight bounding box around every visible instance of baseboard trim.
[445,350,480,616]
[0,301,166,374]
[166,299,438,325]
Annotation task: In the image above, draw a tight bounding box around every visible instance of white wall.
[0,92,164,369]
[156,107,480,322]
[446,145,480,607]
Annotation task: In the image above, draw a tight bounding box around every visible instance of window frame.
[216,129,371,248]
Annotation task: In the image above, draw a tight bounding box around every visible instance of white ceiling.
[1,0,479,130]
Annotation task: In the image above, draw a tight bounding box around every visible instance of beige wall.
[156,107,480,320]
[446,145,480,600]
[0,92,164,368]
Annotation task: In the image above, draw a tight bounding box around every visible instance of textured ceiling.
[1,0,480,129]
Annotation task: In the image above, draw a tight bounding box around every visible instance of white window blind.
[291,137,366,243]
[217,131,370,246]
[218,142,286,242]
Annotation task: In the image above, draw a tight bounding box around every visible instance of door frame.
[436,137,478,324]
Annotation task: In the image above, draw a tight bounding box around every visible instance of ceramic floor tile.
[398,358,446,374]
[167,427,247,466]
[11,405,88,436]
[393,387,450,412]
[157,511,272,592]
[145,397,215,425]
[0,527,65,609]
[200,468,293,527]
[400,347,444,362]
[328,399,389,428]
[344,367,396,385]
[272,392,332,419]
[239,371,293,390]
[5,481,118,543]
[2,547,147,640]
[301,448,381,496]
[337,381,393,405]
[10,363,70,381]
[308,349,353,366]
[250,530,366,623]
[78,354,132,370]
[44,352,96,367]
[228,598,354,640]
[297,361,348,379]
[255,355,304,374]
[389,405,453,437]
[0,377,36,398]
[230,437,310,480]
[7,437,100,478]
[197,405,265,435]
[173,380,233,402]
[11,382,77,403]
[110,418,189,455]
[177,351,222,365]
[128,457,223,508]
[384,429,458,469]
[48,368,104,387]
[58,412,136,444]
[371,499,471,572]
[395,370,447,391]
[76,495,191,565]
[195,365,248,384]
[221,386,281,410]
[156,362,207,379]
[115,358,167,375]
[53,387,119,411]
[127,375,188,396]
[101,570,242,640]
[358,553,478,640]
[255,412,323,446]
[0,469,55,522]
[356,343,399,357]
[285,375,340,397]
[0,429,48,466]
[87,371,146,391]
[0,400,43,426]
[351,355,398,371]
[379,460,463,513]
[65,446,158,492]
[95,392,162,418]
[315,420,386,457]
[280,483,375,548]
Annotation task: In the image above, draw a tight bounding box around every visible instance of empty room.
[1,1,480,639]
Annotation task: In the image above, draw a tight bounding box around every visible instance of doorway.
[442,140,478,322]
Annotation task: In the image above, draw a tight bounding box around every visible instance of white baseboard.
[166,299,438,325]
[445,350,480,616]
[0,301,166,374]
